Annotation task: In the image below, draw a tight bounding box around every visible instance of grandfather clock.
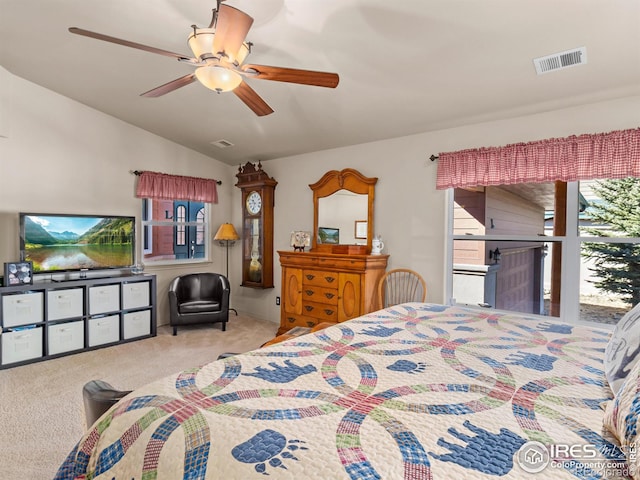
[235,162,277,288]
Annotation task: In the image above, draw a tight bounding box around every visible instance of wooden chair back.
[377,268,427,308]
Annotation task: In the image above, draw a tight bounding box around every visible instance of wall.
[3,66,639,326]
[236,94,640,324]
[0,67,236,327]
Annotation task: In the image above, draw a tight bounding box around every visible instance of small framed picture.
[355,220,368,239]
[290,231,311,252]
[318,227,340,244]
[4,261,33,286]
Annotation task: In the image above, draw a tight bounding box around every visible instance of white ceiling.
[1,0,639,166]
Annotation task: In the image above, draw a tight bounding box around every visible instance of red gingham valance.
[135,171,219,203]
[435,127,640,190]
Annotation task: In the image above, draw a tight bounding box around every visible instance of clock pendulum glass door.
[249,218,262,282]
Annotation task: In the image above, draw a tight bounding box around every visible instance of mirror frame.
[310,168,377,254]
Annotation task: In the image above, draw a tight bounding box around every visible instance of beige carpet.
[0,314,277,480]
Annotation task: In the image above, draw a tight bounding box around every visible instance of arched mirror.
[310,168,377,254]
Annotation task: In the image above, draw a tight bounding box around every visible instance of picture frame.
[318,227,340,244]
[4,261,33,286]
[290,231,311,252]
[355,220,368,239]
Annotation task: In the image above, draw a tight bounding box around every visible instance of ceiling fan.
[69,0,339,116]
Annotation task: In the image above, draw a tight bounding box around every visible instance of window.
[141,199,209,264]
[448,179,640,326]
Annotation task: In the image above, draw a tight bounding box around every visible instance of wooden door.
[338,272,361,322]
[283,267,303,316]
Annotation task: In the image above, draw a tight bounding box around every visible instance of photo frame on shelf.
[290,231,311,252]
[4,261,33,286]
[318,227,340,244]
[355,220,368,239]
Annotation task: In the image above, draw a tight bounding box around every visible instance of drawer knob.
[305,274,315,280]
[325,276,335,283]
[305,289,315,296]
[324,309,334,316]
[325,293,335,299]
[304,305,314,312]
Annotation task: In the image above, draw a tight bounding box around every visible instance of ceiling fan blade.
[242,64,339,88]
[69,27,192,61]
[140,74,197,97]
[233,81,274,116]
[212,5,254,62]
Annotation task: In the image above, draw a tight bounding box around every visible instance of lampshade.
[195,66,243,92]
[188,27,251,65]
[233,42,251,65]
[214,223,240,241]
[188,28,215,59]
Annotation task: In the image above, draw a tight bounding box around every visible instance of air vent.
[210,139,234,149]
[533,47,587,75]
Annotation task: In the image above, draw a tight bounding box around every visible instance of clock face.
[246,191,262,215]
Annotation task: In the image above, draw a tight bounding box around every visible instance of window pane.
[452,239,558,317]
[580,241,635,325]
[176,205,186,246]
[453,184,554,236]
[579,178,640,237]
[142,200,208,263]
[578,178,640,325]
[196,208,205,245]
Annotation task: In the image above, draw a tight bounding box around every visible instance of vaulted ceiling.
[1,0,639,166]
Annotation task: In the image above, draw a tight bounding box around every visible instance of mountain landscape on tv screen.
[24,217,133,246]
[23,216,135,273]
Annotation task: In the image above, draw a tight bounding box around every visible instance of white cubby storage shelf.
[0,274,156,368]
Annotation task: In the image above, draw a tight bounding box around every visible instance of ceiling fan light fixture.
[195,66,242,92]
[232,42,251,65]
[188,27,216,59]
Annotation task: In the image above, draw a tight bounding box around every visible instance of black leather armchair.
[168,273,230,335]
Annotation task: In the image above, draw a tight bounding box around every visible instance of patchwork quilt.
[55,303,629,479]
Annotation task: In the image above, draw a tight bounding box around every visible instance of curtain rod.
[429,155,439,162]
[132,170,222,185]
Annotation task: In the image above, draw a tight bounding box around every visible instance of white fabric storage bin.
[88,315,120,347]
[88,285,120,315]
[122,282,150,310]
[47,288,83,320]
[2,327,43,364]
[2,292,44,328]
[48,320,84,355]
[123,310,151,339]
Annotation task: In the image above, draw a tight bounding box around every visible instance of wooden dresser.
[277,250,389,335]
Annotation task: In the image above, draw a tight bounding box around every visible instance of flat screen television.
[20,213,135,274]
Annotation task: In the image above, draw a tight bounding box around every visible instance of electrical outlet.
[275,296,280,306]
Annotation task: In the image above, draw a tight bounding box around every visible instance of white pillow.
[602,358,640,478]
[605,302,640,396]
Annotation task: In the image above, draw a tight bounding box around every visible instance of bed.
[55,302,640,479]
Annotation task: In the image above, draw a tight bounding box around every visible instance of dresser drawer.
[2,292,44,328]
[88,315,120,347]
[2,327,43,364]
[48,320,84,355]
[89,285,120,315]
[302,270,338,288]
[302,301,338,322]
[123,309,151,339]
[317,256,366,270]
[302,285,338,305]
[47,288,83,320]
[122,281,150,310]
